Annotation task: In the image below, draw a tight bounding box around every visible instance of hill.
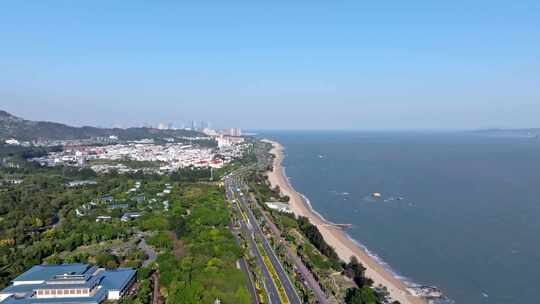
[0,110,203,141]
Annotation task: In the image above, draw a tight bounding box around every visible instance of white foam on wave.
[299,193,337,225]
[281,167,339,225]
[281,165,416,286]
[274,141,452,303]
[281,165,425,289]
[343,233,418,286]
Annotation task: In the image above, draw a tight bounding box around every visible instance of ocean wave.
[281,167,339,225]
[330,190,351,196]
[299,193,337,225]
[281,165,415,285]
[281,168,438,294]
[343,234,416,286]
[274,140,452,303]
[344,234,452,303]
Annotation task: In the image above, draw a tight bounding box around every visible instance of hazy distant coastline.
[468,128,540,138]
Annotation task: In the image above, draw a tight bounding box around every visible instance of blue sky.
[1,1,538,130]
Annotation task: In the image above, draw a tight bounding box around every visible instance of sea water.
[262,131,540,304]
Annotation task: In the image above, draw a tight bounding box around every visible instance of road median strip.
[256,242,290,304]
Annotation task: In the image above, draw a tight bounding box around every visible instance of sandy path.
[262,139,426,304]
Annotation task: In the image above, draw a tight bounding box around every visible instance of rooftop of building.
[12,264,92,283]
[0,264,135,304]
[265,202,291,209]
[1,288,108,304]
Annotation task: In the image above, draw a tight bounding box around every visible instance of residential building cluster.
[30,137,248,174]
[76,181,172,224]
[0,179,23,186]
[4,137,119,147]
[152,120,242,137]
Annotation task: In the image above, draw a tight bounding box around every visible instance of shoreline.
[262,139,427,304]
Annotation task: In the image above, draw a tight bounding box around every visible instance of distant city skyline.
[1,2,539,130]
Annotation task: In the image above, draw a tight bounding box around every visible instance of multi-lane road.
[225,174,302,304]
[252,199,330,304]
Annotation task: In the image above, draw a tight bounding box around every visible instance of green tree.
[96,253,119,269]
[344,287,380,304]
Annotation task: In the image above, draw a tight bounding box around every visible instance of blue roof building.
[106,203,129,210]
[0,264,136,304]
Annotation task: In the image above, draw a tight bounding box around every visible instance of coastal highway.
[225,189,260,303]
[225,175,302,304]
[225,177,281,303]
[226,169,331,304]
[251,197,330,304]
[229,221,260,304]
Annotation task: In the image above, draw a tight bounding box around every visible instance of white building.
[4,139,20,145]
[265,202,293,213]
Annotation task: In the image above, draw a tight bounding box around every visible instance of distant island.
[469,128,540,138]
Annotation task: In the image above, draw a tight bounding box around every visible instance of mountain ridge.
[0,110,203,141]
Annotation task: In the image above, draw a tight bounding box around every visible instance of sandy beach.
[262,139,426,304]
